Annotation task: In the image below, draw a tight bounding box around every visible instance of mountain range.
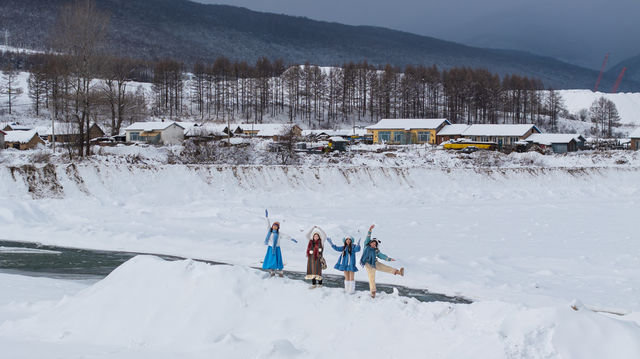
[1,0,638,91]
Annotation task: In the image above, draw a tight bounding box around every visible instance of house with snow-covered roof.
[124,122,185,145]
[460,124,540,149]
[34,123,105,143]
[436,124,471,144]
[525,133,584,154]
[2,123,32,131]
[630,128,640,151]
[236,123,302,140]
[366,119,450,144]
[4,130,45,150]
[184,123,231,139]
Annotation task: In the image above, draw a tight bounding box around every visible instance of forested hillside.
[1,0,637,90]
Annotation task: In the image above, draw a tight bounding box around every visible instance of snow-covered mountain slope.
[559,89,640,129]
[1,256,638,359]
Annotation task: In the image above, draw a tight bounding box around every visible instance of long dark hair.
[343,237,353,255]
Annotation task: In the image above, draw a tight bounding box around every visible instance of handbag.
[320,256,327,270]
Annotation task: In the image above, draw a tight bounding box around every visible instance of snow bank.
[1,163,640,314]
[1,256,639,358]
[0,272,90,323]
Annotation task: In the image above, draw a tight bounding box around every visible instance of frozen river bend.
[1,163,640,357]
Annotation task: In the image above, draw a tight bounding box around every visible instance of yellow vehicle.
[443,141,496,150]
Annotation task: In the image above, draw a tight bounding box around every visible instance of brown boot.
[370,291,376,298]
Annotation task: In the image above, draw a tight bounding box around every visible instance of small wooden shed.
[4,130,45,150]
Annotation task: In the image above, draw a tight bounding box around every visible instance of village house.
[184,123,231,140]
[236,123,303,141]
[36,123,105,143]
[525,133,583,154]
[366,119,450,145]
[435,124,472,144]
[2,123,32,132]
[631,128,640,151]
[124,122,185,145]
[303,128,369,142]
[457,124,541,149]
[4,130,45,150]
[0,130,5,149]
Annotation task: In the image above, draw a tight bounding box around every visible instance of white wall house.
[124,122,185,145]
[459,124,541,147]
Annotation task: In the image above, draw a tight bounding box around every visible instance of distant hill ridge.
[1,0,639,91]
[607,54,640,86]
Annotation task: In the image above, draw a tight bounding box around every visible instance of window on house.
[378,131,391,143]
[393,131,405,143]
[146,134,161,144]
[129,132,140,141]
[417,131,430,143]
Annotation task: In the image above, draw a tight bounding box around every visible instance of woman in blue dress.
[263,221,284,276]
[327,235,361,293]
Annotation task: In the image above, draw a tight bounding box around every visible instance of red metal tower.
[594,53,609,92]
[611,67,627,93]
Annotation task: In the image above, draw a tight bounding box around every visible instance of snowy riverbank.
[1,161,639,357]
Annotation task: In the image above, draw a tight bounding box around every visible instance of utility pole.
[52,116,56,153]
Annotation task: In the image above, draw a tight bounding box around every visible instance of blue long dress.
[262,229,284,270]
[329,238,361,272]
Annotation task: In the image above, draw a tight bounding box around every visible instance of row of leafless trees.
[149,58,564,129]
[1,1,149,157]
[1,0,579,159]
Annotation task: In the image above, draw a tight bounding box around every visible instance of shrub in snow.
[29,150,52,164]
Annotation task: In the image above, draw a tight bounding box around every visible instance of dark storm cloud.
[194,0,640,69]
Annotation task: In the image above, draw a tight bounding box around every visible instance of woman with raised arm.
[305,225,326,288]
[327,235,361,294]
[262,220,284,277]
[360,224,404,298]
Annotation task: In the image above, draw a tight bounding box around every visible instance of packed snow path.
[0,239,470,304]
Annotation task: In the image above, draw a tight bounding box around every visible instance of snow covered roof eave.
[125,122,185,132]
[366,119,450,130]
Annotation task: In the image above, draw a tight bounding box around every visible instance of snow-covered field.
[559,89,640,128]
[1,155,640,357]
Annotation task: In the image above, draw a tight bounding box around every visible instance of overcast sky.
[193,0,640,70]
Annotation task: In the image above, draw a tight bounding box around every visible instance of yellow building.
[366,119,450,145]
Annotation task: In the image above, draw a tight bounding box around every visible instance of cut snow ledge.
[1,256,639,358]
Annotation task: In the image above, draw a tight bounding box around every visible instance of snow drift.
[1,256,639,359]
[2,163,640,313]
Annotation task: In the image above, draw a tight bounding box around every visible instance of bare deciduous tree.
[50,0,109,156]
[1,65,23,115]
